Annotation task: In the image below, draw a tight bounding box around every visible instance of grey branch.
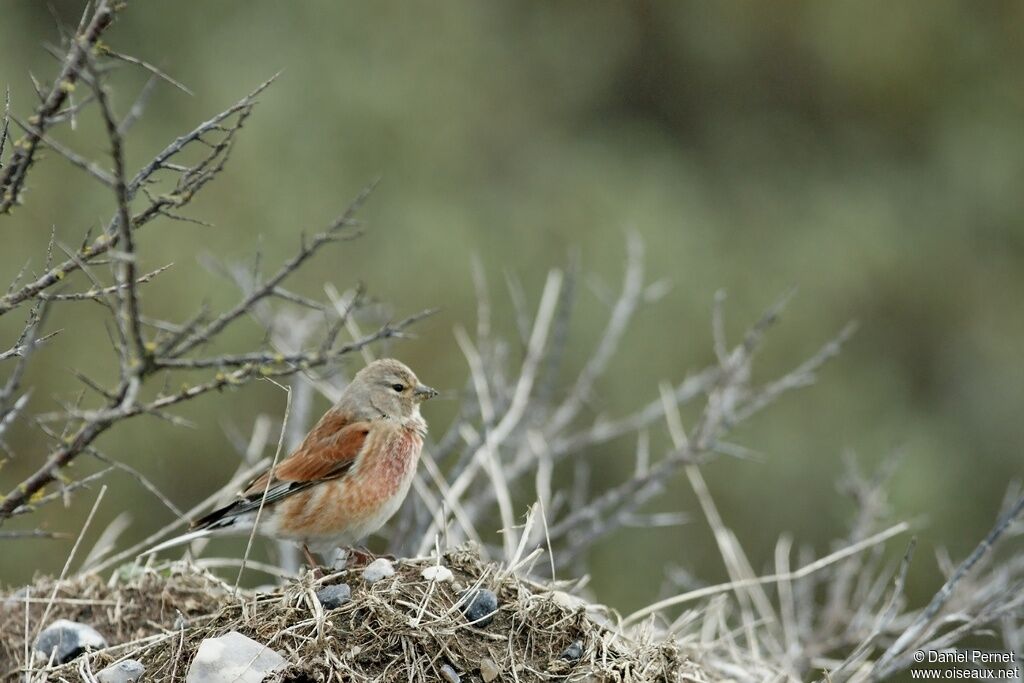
[0,0,118,214]
[869,492,1024,680]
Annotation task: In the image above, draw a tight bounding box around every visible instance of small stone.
[2,587,30,612]
[330,551,349,571]
[439,664,461,683]
[362,558,395,584]
[35,619,107,664]
[420,565,453,582]
[550,590,586,611]
[560,640,584,661]
[185,630,286,683]
[479,657,500,682]
[315,583,352,609]
[97,659,146,683]
[461,588,498,626]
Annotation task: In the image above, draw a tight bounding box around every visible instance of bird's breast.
[357,425,422,496]
[319,428,419,528]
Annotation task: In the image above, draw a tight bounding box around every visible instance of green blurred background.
[1,0,1022,618]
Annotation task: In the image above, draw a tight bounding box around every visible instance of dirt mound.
[2,548,701,681]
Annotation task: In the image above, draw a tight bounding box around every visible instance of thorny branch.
[162,181,377,359]
[0,0,118,214]
[0,74,276,319]
[0,303,56,445]
[88,55,147,371]
[0,23,424,522]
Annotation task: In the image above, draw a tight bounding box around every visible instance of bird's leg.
[302,544,321,570]
[302,545,331,580]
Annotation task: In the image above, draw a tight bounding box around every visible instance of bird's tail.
[139,528,216,557]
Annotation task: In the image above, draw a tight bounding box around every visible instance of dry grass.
[1,547,702,682]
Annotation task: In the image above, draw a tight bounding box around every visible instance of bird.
[142,358,437,567]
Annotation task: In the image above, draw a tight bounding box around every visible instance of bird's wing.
[245,415,371,493]
[191,413,371,530]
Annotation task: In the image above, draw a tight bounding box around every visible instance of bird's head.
[343,358,437,422]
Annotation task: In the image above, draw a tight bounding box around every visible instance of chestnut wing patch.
[192,419,370,530]
[266,420,370,485]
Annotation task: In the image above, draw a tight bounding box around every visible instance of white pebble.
[420,565,454,582]
[186,630,286,683]
[362,557,395,584]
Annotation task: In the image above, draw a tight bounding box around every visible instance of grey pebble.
[461,588,498,626]
[97,659,146,683]
[35,619,107,664]
[560,639,584,661]
[315,583,352,609]
[439,664,461,683]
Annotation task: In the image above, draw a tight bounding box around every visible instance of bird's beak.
[414,384,438,402]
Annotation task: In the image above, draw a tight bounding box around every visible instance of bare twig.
[545,231,644,435]
[827,538,917,680]
[416,270,563,556]
[164,180,375,359]
[0,76,275,318]
[0,530,71,540]
[89,57,147,370]
[870,493,1024,680]
[0,86,10,168]
[92,459,271,574]
[1,302,53,440]
[10,115,115,187]
[32,265,172,303]
[235,381,291,593]
[623,522,911,627]
[0,0,119,214]
[30,485,107,657]
[100,48,194,96]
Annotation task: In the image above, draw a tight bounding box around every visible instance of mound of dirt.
[2,547,702,681]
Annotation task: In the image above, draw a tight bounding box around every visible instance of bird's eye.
[391,383,405,392]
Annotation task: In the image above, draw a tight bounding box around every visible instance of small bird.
[143,358,437,566]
